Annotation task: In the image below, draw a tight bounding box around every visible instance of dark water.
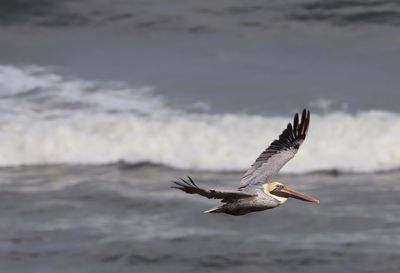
[1,0,400,115]
[1,1,400,272]
[1,165,399,273]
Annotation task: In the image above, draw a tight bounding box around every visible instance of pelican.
[172,109,319,216]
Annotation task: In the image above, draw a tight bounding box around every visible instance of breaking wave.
[0,65,399,173]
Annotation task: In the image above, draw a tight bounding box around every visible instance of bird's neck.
[262,184,288,204]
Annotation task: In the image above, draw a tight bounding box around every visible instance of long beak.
[281,186,320,204]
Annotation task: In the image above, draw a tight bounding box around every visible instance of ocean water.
[1,1,400,272]
[1,165,400,273]
[1,65,400,173]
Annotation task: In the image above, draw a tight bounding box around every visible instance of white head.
[263,181,320,204]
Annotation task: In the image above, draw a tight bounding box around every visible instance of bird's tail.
[203,206,223,214]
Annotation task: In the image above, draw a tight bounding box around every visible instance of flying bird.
[172,109,319,216]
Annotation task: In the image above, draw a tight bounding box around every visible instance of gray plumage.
[172,109,318,216]
[239,109,310,190]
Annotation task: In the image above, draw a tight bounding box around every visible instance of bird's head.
[265,182,320,204]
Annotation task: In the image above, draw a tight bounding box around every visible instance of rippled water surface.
[1,1,400,272]
[1,165,399,273]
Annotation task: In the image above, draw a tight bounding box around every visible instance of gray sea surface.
[0,165,399,273]
[1,0,400,115]
[1,1,400,272]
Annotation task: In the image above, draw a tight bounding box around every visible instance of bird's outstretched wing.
[172,177,256,203]
[239,109,310,191]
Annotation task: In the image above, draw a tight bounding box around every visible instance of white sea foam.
[0,65,172,118]
[0,65,400,173]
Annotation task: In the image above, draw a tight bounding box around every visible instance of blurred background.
[0,1,400,272]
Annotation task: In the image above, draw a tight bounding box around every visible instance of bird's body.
[204,190,282,216]
[172,109,319,215]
